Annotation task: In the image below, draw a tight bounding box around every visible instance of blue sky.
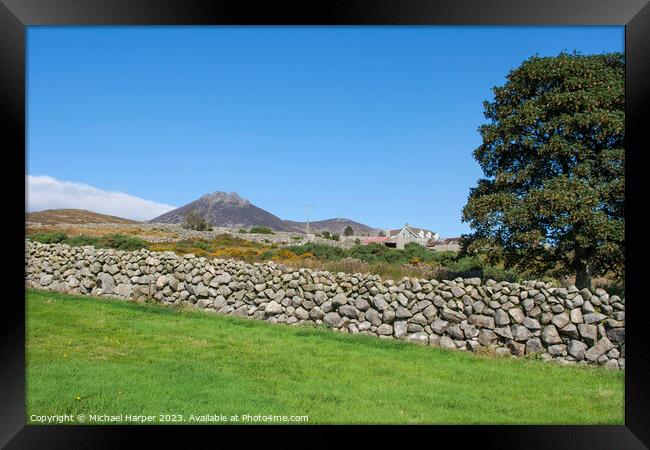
[27,26,623,235]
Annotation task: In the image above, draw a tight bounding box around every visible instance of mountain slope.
[26,209,140,225]
[283,218,379,235]
[149,191,377,234]
[149,192,297,231]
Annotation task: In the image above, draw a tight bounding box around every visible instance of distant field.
[26,289,624,425]
[26,209,139,225]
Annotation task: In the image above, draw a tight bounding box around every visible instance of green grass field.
[26,289,624,425]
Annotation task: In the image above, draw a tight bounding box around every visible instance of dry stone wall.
[25,240,625,369]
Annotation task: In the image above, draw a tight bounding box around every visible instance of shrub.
[98,234,148,251]
[354,238,361,245]
[238,228,248,234]
[291,236,302,241]
[182,210,212,231]
[331,233,340,241]
[321,231,332,239]
[249,226,274,234]
[286,243,346,260]
[30,232,68,244]
[343,226,354,236]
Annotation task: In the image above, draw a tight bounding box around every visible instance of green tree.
[343,226,354,236]
[183,210,212,231]
[461,52,624,289]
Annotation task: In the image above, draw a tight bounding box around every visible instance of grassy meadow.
[26,289,624,425]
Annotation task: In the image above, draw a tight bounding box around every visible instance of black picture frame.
[2,0,648,448]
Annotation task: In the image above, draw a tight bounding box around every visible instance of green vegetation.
[238,228,248,234]
[286,242,520,282]
[344,226,354,236]
[28,231,67,244]
[27,289,623,424]
[30,232,147,251]
[29,231,523,283]
[182,210,213,231]
[462,52,624,289]
[248,226,274,234]
[320,231,341,241]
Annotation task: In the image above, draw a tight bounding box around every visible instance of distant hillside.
[150,191,377,234]
[26,209,140,225]
[283,218,379,236]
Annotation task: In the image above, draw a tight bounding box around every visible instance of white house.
[382,223,440,247]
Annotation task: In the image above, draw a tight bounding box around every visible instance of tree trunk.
[573,247,594,290]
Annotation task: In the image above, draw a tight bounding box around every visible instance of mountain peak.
[201,191,250,206]
[150,191,376,234]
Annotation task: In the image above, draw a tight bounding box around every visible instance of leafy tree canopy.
[461,52,624,289]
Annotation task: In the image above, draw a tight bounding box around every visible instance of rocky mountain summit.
[150,191,291,231]
[150,191,377,234]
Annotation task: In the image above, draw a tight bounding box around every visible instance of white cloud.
[26,175,176,221]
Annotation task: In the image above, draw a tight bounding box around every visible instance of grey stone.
[294,307,309,320]
[309,306,325,321]
[39,274,54,286]
[265,300,282,315]
[354,297,370,311]
[469,314,495,329]
[551,313,570,329]
[364,308,382,326]
[395,306,412,318]
[508,308,525,324]
[507,340,526,356]
[540,325,563,345]
[406,332,429,345]
[525,338,543,354]
[494,309,510,326]
[578,324,598,345]
[332,293,348,306]
[583,313,607,324]
[338,305,359,319]
[394,320,408,338]
[559,323,580,339]
[431,319,449,334]
[494,326,513,340]
[313,291,328,305]
[511,324,533,342]
[441,307,466,323]
[447,324,465,340]
[97,273,115,294]
[439,336,456,349]
[377,324,393,335]
[382,309,396,324]
[607,328,625,345]
[567,340,588,360]
[522,317,541,330]
[323,312,344,328]
[372,294,389,311]
[570,309,584,324]
[478,329,498,345]
[547,344,567,357]
[585,337,614,362]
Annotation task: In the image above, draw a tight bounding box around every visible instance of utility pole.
[305,204,311,235]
